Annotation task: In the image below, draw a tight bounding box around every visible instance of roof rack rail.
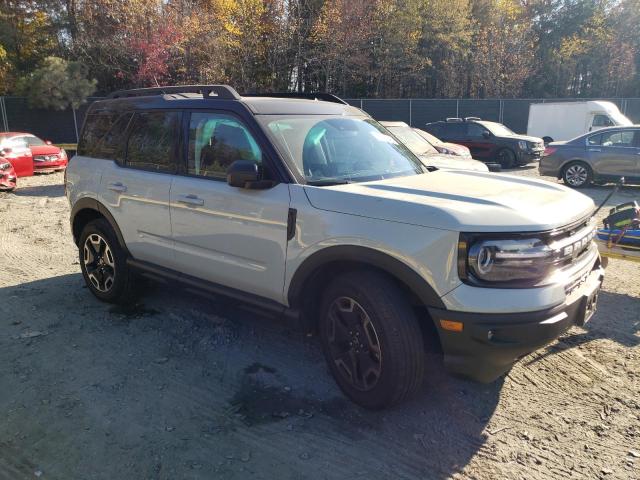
[445,117,463,122]
[464,116,481,121]
[241,92,348,105]
[107,85,241,100]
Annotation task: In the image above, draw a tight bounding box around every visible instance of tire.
[78,218,137,304]
[318,270,425,409]
[496,148,516,169]
[562,161,592,188]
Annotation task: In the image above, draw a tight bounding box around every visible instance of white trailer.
[527,100,632,143]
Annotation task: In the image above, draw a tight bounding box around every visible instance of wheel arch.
[288,245,445,332]
[70,198,129,255]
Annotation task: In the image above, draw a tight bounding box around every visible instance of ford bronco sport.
[66,85,605,409]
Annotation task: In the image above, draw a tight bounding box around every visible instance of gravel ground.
[0,168,638,480]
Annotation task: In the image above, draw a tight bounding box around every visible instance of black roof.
[91,85,364,117]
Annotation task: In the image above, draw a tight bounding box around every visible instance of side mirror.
[482,131,491,139]
[45,140,52,145]
[227,160,259,188]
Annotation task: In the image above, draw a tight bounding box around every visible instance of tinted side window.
[188,112,262,179]
[467,123,488,138]
[443,123,465,136]
[99,113,132,162]
[599,130,635,147]
[587,133,602,146]
[78,113,118,157]
[126,111,179,173]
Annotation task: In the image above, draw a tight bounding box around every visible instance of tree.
[16,56,96,110]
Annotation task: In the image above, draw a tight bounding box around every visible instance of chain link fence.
[1,96,639,144]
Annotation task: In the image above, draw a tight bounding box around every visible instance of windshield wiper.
[306,179,353,186]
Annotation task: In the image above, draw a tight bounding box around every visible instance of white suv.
[66,85,605,409]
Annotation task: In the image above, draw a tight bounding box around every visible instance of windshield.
[19,135,46,146]
[0,136,28,150]
[259,116,425,184]
[385,125,438,156]
[480,121,516,136]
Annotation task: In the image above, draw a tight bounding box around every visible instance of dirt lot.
[0,168,638,480]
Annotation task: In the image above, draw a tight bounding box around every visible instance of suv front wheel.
[319,270,425,409]
[79,218,137,304]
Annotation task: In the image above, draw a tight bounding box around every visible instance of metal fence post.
[0,97,8,132]
[72,108,79,143]
[409,99,412,126]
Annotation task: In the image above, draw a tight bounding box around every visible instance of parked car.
[424,117,545,168]
[0,135,33,177]
[380,121,490,172]
[539,126,640,188]
[411,126,472,158]
[67,85,604,409]
[528,101,632,144]
[0,132,68,173]
[0,159,17,191]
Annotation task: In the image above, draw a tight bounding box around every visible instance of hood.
[304,171,595,232]
[502,134,543,143]
[419,153,488,172]
[30,145,62,155]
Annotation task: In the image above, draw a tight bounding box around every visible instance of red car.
[0,159,17,191]
[0,132,68,174]
[0,134,33,177]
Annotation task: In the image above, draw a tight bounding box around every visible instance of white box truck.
[527,100,632,143]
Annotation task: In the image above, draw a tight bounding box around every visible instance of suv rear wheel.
[79,218,137,304]
[319,270,425,409]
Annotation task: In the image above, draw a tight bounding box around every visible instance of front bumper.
[428,264,604,382]
[34,162,67,172]
[516,149,544,164]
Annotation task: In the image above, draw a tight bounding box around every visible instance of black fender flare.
[70,198,129,255]
[287,245,445,310]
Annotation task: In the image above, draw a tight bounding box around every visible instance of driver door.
[169,111,290,303]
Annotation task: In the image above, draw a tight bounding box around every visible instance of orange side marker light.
[440,320,464,332]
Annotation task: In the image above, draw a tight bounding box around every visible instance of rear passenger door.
[99,110,180,268]
[169,111,290,303]
[586,129,639,179]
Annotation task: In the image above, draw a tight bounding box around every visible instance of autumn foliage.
[0,0,638,99]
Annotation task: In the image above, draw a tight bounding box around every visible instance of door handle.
[588,148,601,152]
[177,194,204,206]
[107,182,127,193]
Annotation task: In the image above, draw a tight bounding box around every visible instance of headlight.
[0,162,11,170]
[459,224,597,287]
[518,140,528,150]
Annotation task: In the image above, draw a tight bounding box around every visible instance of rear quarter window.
[78,112,132,161]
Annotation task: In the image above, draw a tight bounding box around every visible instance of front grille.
[546,216,599,293]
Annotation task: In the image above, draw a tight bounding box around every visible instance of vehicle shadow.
[525,290,639,366]
[0,273,502,480]
[14,183,65,197]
